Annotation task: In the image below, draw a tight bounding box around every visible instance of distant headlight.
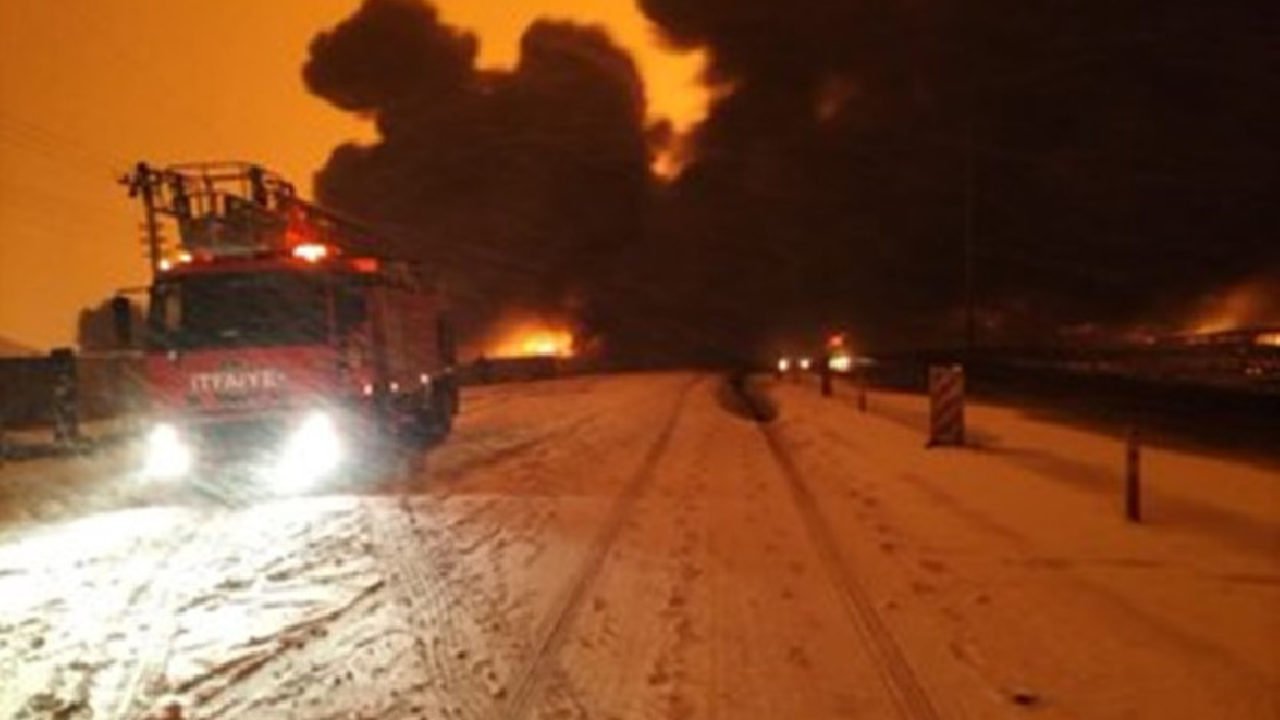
[274,411,342,490]
[143,423,192,479]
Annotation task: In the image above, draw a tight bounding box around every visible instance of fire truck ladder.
[121,160,421,281]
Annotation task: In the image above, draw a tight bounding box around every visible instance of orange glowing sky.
[0,1,707,351]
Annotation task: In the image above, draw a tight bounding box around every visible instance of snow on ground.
[769,377,1279,718]
[0,371,1275,719]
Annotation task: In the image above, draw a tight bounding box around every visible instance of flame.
[520,330,574,358]
[1185,277,1280,334]
[1256,332,1280,347]
[489,322,575,359]
[650,131,694,181]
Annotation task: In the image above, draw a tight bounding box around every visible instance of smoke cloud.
[638,0,1279,349]
[304,0,652,353]
[306,0,1278,360]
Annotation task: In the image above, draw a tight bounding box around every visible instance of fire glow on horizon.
[1185,278,1280,335]
[487,320,575,359]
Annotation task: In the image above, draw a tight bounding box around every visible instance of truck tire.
[408,387,451,445]
[432,386,454,436]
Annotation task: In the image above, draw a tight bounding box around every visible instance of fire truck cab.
[119,162,458,487]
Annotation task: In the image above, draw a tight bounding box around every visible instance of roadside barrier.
[51,348,79,445]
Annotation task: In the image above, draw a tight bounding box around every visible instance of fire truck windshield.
[148,271,329,350]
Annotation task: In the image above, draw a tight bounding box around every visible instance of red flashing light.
[284,205,310,246]
[351,257,379,273]
[827,333,846,349]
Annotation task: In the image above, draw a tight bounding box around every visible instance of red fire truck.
[115,162,458,487]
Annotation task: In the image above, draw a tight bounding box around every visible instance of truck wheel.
[432,387,454,436]
[409,388,451,445]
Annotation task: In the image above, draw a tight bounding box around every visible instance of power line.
[0,110,131,173]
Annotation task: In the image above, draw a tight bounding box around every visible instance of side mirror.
[111,296,134,347]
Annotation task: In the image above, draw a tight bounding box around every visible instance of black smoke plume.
[639,0,1279,349]
[306,0,1278,360]
[304,0,652,354]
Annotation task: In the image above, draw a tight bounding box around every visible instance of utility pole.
[963,116,977,354]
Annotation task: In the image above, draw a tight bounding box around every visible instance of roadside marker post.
[1125,427,1142,522]
[820,355,833,397]
[927,364,965,447]
[856,370,869,412]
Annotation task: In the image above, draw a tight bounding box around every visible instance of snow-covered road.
[1,372,1276,719]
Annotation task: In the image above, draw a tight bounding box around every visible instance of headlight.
[143,423,192,479]
[274,412,342,490]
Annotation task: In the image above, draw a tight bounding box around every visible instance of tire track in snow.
[367,495,495,717]
[757,422,941,720]
[422,408,608,493]
[359,377,693,718]
[106,515,220,720]
[496,376,699,720]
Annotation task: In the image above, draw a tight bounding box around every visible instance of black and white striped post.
[927,364,965,447]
